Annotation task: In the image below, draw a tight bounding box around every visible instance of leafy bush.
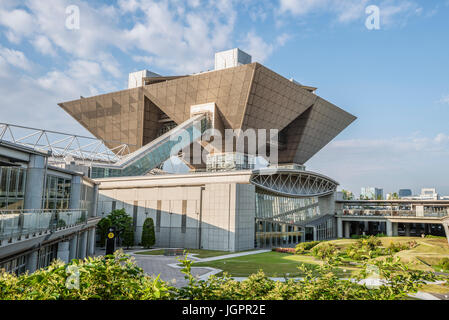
[435,258,449,272]
[425,235,446,239]
[123,224,135,249]
[141,218,156,249]
[345,236,385,261]
[0,251,171,300]
[0,251,442,300]
[311,243,338,260]
[96,217,111,247]
[272,248,296,254]
[295,241,320,254]
[96,209,133,247]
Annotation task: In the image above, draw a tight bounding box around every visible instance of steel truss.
[0,123,131,165]
[251,170,338,198]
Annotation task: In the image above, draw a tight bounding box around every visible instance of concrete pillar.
[26,250,38,273]
[78,231,88,259]
[344,221,351,238]
[355,222,361,236]
[312,227,317,241]
[443,223,449,246]
[405,224,411,237]
[386,220,393,237]
[337,217,343,238]
[69,235,78,261]
[87,228,96,256]
[23,154,46,210]
[57,241,70,263]
[91,184,99,218]
[69,176,82,210]
[392,222,399,237]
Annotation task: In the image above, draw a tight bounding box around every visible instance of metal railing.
[339,209,449,218]
[0,209,88,242]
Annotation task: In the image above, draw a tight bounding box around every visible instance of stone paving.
[95,247,214,287]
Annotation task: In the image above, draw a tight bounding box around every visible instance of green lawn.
[134,249,232,258]
[193,251,358,277]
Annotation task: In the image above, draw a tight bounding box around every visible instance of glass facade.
[0,255,26,275]
[0,167,26,210]
[206,153,255,172]
[80,181,95,218]
[43,175,71,210]
[255,191,321,248]
[91,116,210,178]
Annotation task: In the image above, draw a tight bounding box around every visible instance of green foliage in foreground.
[0,251,170,300]
[1,250,444,300]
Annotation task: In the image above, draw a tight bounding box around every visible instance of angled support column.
[443,222,449,246]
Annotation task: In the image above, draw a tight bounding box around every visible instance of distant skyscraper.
[398,189,412,198]
[361,187,383,200]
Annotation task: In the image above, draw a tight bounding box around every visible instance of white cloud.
[0,46,32,70]
[0,8,35,43]
[241,32,291,63]
[307,133,449,195]
[278,0,422,26]
[32,35,56,56]
[439,94,449,105]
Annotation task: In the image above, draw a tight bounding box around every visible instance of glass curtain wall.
[0,167,26,210]
[255,191,321,248]
[43,175,71,210]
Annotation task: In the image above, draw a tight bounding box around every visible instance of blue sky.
[1,0,449,196]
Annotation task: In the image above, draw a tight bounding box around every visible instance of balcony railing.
[339,209,449,218]
[0,209,88,242]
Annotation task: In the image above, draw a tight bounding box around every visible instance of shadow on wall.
[96,194,254,252]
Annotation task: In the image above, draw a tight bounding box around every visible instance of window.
[0,167,26,210]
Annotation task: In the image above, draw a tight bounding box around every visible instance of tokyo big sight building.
[57,48,356,251]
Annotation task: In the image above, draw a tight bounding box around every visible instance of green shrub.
[311,243,338,260]
[123,224,135,249]
[295,241,320,254]
[0,252,441,300]
[97,209,133,247]
[141,218,156,249]
[345,236,385,261]
[0,251,171,300]
[436,258,449,272]
[96,217,111,247]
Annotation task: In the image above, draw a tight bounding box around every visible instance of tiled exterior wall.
[97,182,256,251]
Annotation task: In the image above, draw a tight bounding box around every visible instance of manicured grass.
[193,251,357,277]
[194,237,449,278]
[134,249,232,258]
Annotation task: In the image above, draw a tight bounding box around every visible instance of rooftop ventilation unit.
[214,48,252,71]
[128,69,161,89]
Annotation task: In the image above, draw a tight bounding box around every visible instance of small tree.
[123,224,135,249]
[141,218,156,248]
[97,217,112,247]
